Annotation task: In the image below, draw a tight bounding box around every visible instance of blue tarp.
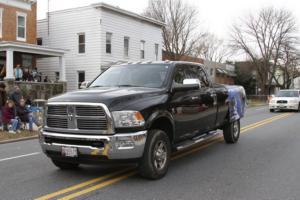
[225,86,246,122]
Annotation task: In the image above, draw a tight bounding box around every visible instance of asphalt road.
[0,106,299,200]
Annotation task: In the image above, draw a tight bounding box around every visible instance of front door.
[170,64,216,141]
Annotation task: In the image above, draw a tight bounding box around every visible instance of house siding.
[37,6,102,91]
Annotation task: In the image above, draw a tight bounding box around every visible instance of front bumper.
[39,130,147,161]
[269,103,299,110]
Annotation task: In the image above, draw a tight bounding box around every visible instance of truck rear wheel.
[138,129,171,180]
[223,119,240,144]
[51,159,79,170]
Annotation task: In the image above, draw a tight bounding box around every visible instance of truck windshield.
[89,64,170,88]
[276,90,299,97]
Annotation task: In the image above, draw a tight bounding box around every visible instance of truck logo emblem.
[67,106,75,121]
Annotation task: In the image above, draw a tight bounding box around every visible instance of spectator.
[2,100,20,134]
[0,65,5,81]
[10,86,23,106]
[17,98,39,132]
[43,76,49,83]
[31,67,37,79]
[28,69,34,81]
[22,68,30,81]
[0,83,7,130]
[0,66,5,80]
[14,64,23,81]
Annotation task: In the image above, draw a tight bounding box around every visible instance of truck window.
[173,65,209,87]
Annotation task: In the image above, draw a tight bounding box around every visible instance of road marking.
[58,171,137,200]
[0,152,41,162]
[34,168,134,200]
[35,113,293,200]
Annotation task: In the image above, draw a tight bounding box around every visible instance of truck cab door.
[170,64,217,141]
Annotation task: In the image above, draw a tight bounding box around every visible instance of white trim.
[16,12,27,42]
[92,3,164,27]
[0,8,3,38]
[0,0,34,11]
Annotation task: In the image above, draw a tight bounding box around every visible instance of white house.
[37,3,164,91]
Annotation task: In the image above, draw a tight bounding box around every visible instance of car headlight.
[270,100,276,104]
[112,111,145,128]
[289,100,298,104]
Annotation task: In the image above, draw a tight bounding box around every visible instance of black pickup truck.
[40,61,246,179]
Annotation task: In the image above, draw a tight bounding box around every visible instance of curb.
[0,135,38,145]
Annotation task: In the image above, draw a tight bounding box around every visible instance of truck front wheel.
[51,159,79,170]
[223,120,240,144]
[138,129,171,180]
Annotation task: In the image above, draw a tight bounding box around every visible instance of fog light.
[115,138,134,149]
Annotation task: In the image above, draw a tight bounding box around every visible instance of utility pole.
[47,0,50,35]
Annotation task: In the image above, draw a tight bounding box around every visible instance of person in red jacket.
[2,100,20,134]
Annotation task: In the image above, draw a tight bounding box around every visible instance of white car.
[269,89,300,112]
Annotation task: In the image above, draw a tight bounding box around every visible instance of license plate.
[61,146,78,157]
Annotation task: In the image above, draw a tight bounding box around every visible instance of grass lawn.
[0,130,38,142]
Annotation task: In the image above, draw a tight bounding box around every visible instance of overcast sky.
[37,0,300,39]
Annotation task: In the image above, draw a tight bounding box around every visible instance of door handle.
[191,96,199,100]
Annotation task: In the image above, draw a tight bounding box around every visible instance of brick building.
[0,0,66,83]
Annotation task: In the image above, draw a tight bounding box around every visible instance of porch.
[0,41,67,98]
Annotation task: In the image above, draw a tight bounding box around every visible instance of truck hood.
[48,87,168,111]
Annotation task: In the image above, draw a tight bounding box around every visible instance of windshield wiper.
[117,84,142,87]
[89,85,105,88]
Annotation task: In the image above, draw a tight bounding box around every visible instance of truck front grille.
[77,119,107,130]
[45,103,113,134]
[46,117,68,129]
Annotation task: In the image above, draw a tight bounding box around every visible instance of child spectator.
[14,64,23,81]
[2,100,20,134]
[17,98,39,132]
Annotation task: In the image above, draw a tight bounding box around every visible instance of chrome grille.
[77,119,107,130]
[47,117,68,129]
[47,105,67,115]
[277,100,287,104]
[45,103,113,134]
[76,106,106,116]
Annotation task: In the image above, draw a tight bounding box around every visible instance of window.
[0,8,3,38]
[155,43,159,61]
[78,33,85,54]
[78,71,85,89]
[106,32,112,54]
[173,65,209,88]
[37,38,43,45]
[140,40,145,59]
[22,54,33,68]
[55,72,60,81]
[124,37,129,57]
[17,12,27,41]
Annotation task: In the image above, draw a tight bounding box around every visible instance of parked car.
[39,61,246,179]
[269,89,300,112]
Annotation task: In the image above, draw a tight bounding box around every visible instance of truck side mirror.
[80,81,90,89]
[173,79,200,92]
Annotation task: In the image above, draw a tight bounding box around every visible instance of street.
[0,106,299,200]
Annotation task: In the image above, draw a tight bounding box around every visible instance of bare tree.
[144,0,202,60]
[230,7,299,94]
[194,33,231,63]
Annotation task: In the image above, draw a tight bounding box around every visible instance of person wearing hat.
[0,83,7,130]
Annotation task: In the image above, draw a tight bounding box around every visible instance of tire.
[270,109,274,112]
[51,159,79,170]
[223,120,240,144]
[138,129,171,180]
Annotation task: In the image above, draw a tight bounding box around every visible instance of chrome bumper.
[269,103,299,110]
[39,130,147,160]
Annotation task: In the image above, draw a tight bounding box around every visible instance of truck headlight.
[112,111,145,128]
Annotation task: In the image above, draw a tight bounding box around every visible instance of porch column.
[5,49,14,80]
[59,56,66,82]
